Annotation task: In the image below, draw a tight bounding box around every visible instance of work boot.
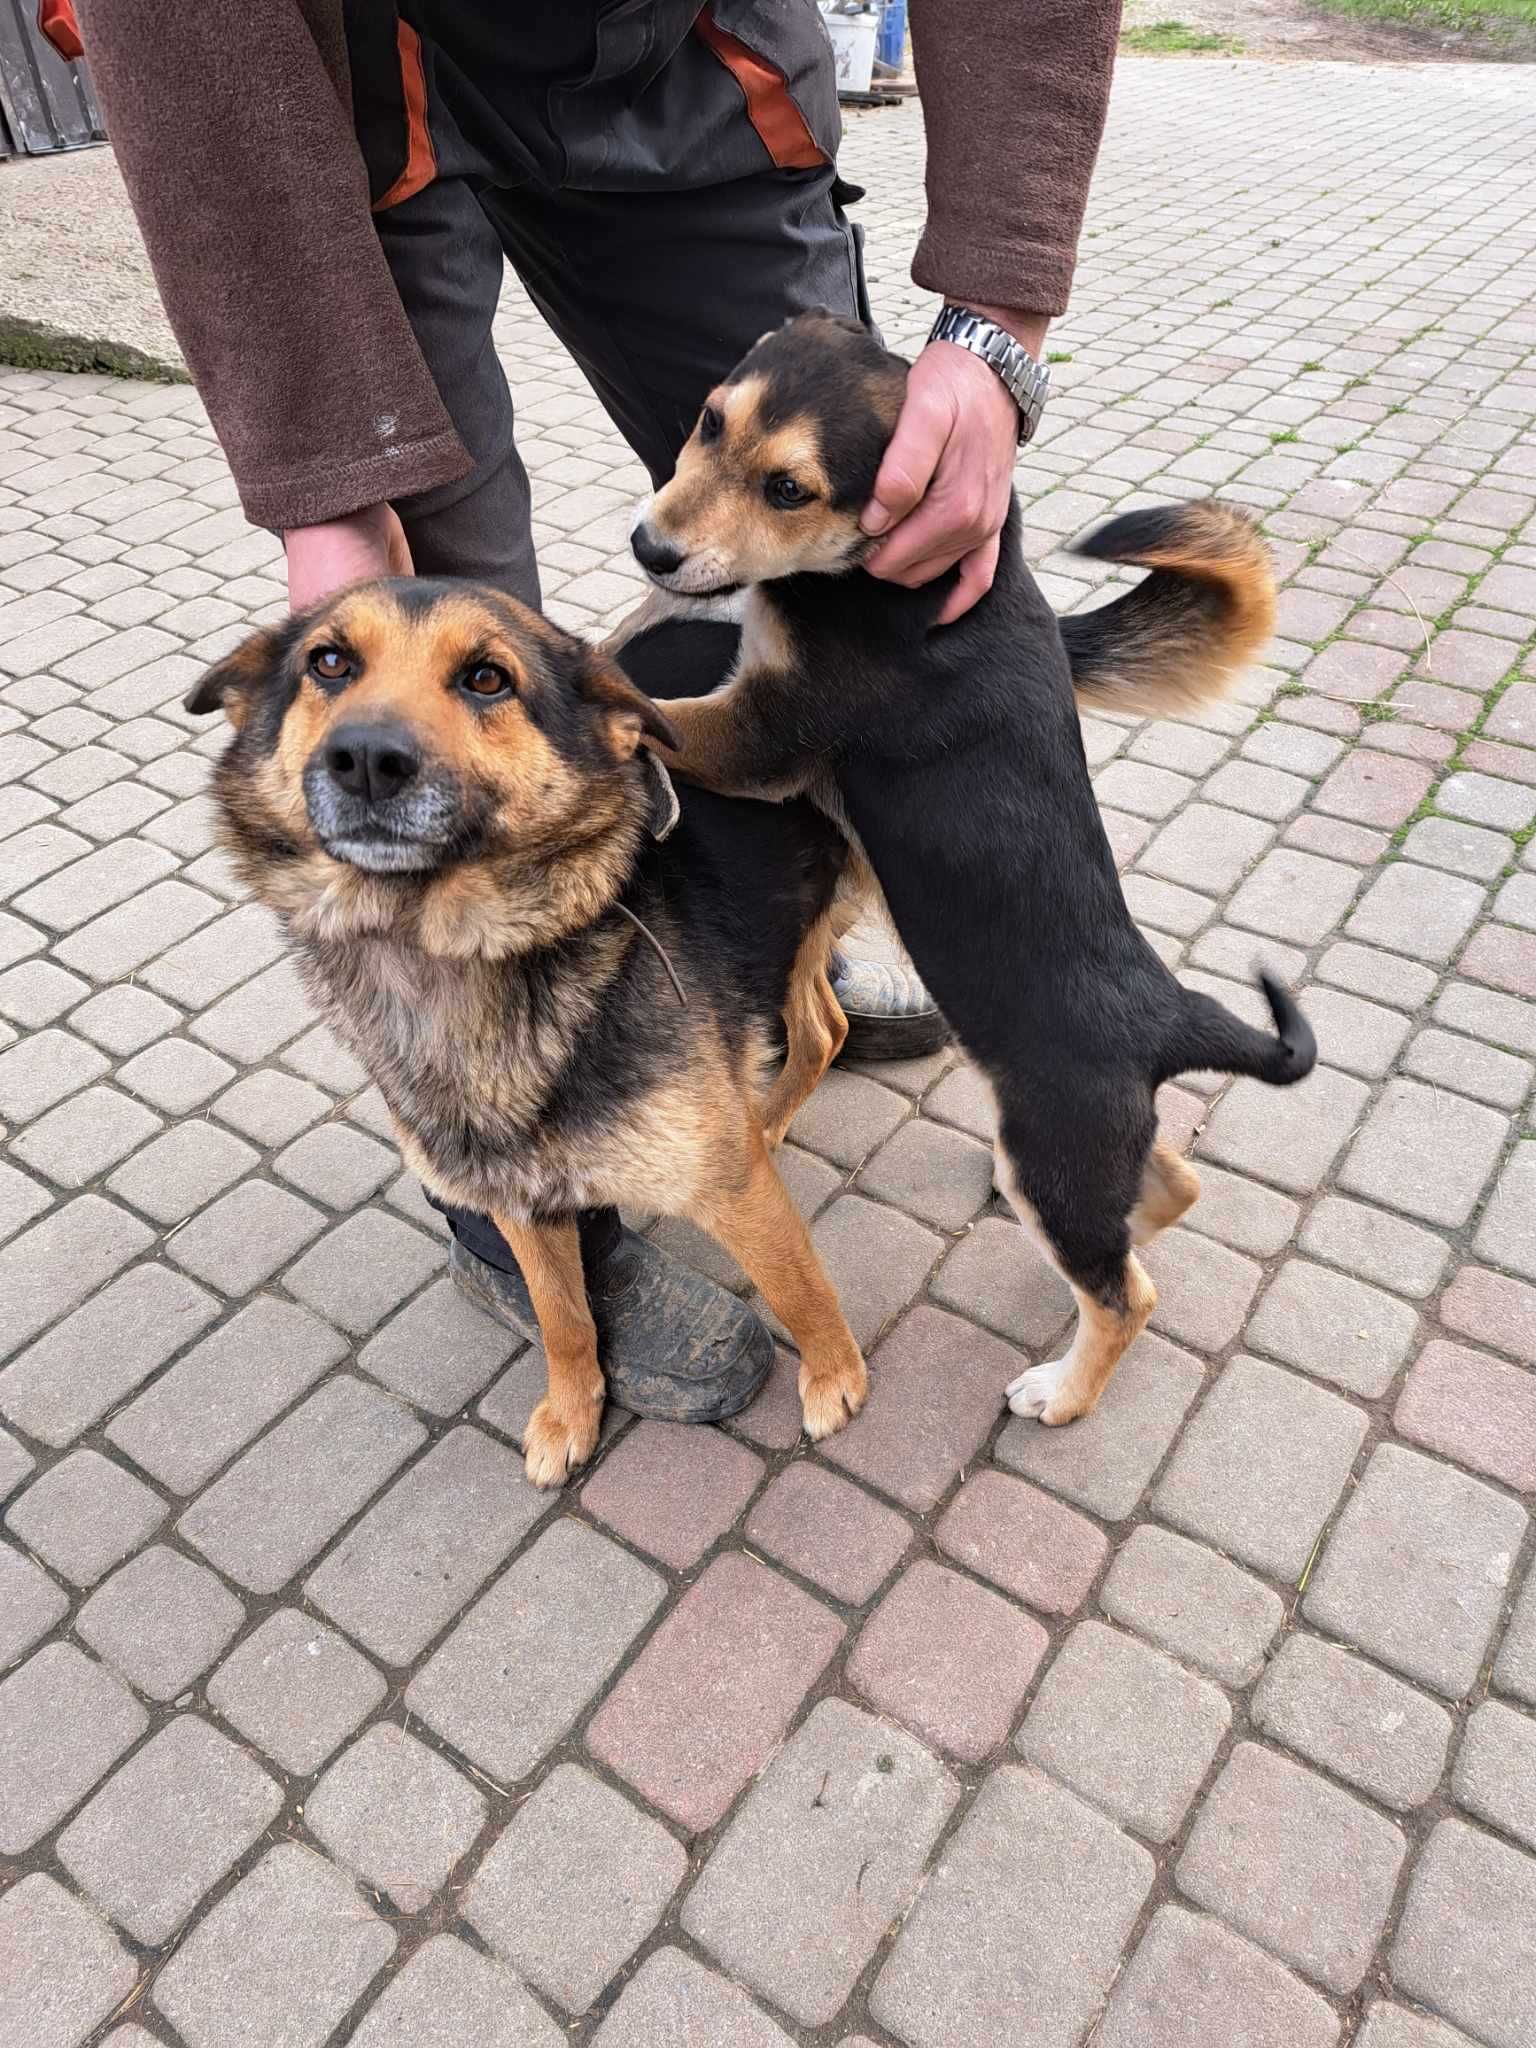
[831,947,949,1060]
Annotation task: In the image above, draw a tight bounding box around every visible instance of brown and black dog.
[630,312,1316,1429]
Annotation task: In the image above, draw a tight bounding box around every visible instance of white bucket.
[822,11,878,94]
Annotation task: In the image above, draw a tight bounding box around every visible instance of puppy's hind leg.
[1130,1140,1200,1246]
[761,912,848,1147]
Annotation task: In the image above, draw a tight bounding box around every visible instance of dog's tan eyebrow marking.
[721,374,769,437]
[756,426,830,496]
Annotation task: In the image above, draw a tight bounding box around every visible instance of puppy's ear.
[578,655,681,760]
[184,625,283,726]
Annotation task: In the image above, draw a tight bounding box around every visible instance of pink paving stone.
[1441,1269,1536,1366]
[821,1305,1018,1512]
[743,1462,911,1605]
[1390,678,1483,731]
[1359,722,1456,765]
[1283,814,1391,866]
[1459,924,1536,1000]
[1302,642,1406,704]
[1463,740,1536,789]
[847,1560,1048,1763]
[580,1422,764,1571]
[1347,609,1429,653]
[935,1470,1108,1615]
[1395,1340,1536,1493]
[1313,751,1434,828]
[1157,1085,1206,1154]
[586,1553,842,1833]
[1421,631,1515,692]
[730,1346,804,1452]
[1275,695,1361,737]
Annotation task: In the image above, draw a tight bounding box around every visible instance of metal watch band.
[928,305,1050,445]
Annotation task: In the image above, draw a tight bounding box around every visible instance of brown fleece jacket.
[76,0,1121,533]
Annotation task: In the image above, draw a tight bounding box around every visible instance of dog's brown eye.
[308,646,352,684]
[766,474,812,510]
[461,662,514,699]
[698,405,723,444]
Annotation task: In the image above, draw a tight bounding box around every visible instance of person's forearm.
[77,0,469,529]
[907,0,1122,319]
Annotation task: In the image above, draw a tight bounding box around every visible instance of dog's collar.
[642,751,680,842]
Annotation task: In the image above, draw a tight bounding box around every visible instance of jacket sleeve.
[76,0,471,529]
[906,0,1122,319]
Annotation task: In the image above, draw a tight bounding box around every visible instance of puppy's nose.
[325,722,421,803]
[631,523,684,576]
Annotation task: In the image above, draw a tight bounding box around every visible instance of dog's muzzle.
[304,724,462,874]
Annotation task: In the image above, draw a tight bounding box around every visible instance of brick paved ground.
[2,55,1535,2048]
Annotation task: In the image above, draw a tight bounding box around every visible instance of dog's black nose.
[631,523,684,576]
[325,722,421,803]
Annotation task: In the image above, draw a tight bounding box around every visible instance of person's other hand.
[863,308,1048,625]
[283,503,413,611]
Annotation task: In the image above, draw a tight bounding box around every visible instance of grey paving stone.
[1451,1700,1536,1853]
[1142,1226,1262,1352]
[1355,2008,1479,2048]
[213,1066,332,1145]
[115,1035,235,1114]
[1346,861,1486,963]
[1299,1194,1450,1300]
[280,1021,369,1094]
[805,1193,943,1350]
[409,1518,665,1782]
[106,1119,259,1227]
[1392,1819,1536,2048]
[590,1948,796,2048]
[357,1277,515,1413]
[57,1713,281,1944]
[1438,769,1536,831]
[77,1544,244,1700]
[998,1330,1205,1521]
[1495,1565,1536,1708]
[1154,1355,1367,1582]
[151,1843,396,2048]
[1339,1076,1508,1228]
[307,1723,485,1910]
[0,1641,148,1853]
[1100,1524,1283,1686]
[1227,847,1362,944]
[0,1423,33,1499]
[1140,803,1275,891]
[1177,1742,1405,1992]
[929,1214,1075,1348]
[1474,1139,1536,1282]
[1403,813,1516,880]
[108,1295,348,1493]
[10,1083,162,1188]
[179,1375,426,1592]
[466,1761,687,2015]
[306,1425,547,1663]
[858,1117,994,1229]
[5,1448,164,1587]
[1246,1257,1418,1397]
[869,1765,1153,2048]
[67,982,179,1056]
[54,879,221,983]
[924,1059,998,1140]
[350,1935,564,2048]
[207,1607,387,1774]
[1197,1063,1369,1195]
[1305,1444,1527,1698]
[0,957,88,1027]
[1302,985,1413,1080]
[167,1177,326,1294]
[0,1026,108,1121]
[0,1873,136,2048]
[282,1209,441,1334]
[0,1261,217,1444]
[0,1541,67,1670]
[1253,1634,1452,1810]
[139,900,284,1010]
[786,1067,908,1165]
[274,1121,394,1209]
[1099,1904,1341,2048]
[1434,980,1536,1058]
[0,1157,49,1246]
[13,837,178,931]
[1404,1025,1533,1110]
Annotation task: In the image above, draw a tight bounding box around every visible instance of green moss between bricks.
[0,316,188,386]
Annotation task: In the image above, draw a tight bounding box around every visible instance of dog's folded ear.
[577,654,681,760]
[184,625,283,725]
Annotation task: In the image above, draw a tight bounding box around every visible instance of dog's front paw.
[1005,1356,1091,1427]
[799,1345,868,1441]
[523,1392,603,1489]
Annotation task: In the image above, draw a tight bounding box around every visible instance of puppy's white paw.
[1006,1356,1071,1419]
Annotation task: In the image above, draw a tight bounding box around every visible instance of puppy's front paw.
[1005,1357,1091,1427]
[523,1392,602,1489]
[799,1346,868,1441]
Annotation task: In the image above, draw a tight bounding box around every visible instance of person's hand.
[283,503,413,611]
[863,307,1049,625]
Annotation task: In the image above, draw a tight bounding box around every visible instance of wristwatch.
[928,304,1050,445]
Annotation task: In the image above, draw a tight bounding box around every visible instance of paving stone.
[684,1698,960,2027]
[466,1761,685,2015]
[116,1035,234,1114]
[107,1119,260,1227]
[1442,1264,1536,1363]
[1462,922,1536,1001]
[1299,1194,1449,1300]
[307,1722,486,1911]
[1339,1075,1507,1228]
[582,1420,763,1570]
[590,1550,841,1829]
[869,1765,1153,2048]
[282,1209,441,1334]
[350,1935,563,2048]
[57,1714,281,1944]
[0,1641,149,1852]
[1495,870,1536,931]
[67,982,179,1055]
[1495,1559,1536,1707]
[848,1558,1047,1763]
[0,1262,217,1445]
[213,1066,332,1144]
[1403,813,1516,880]
[857,1116,994,1230]
[744,1461,911,1604]
[1434,981,1536,1058]
[272,1122,394,1210]
[1355,2007,1480,2048]
[207,1607,386,1773]
[0,1157,49,1247]
[306,1425,546,1663]
[786,1067,908,1165]
[411,1518,665,1784]
[0,1541,67,1672]
[936,1468,1106,1614]
[1252,1634,1452,1810]
[12,837,178,931]
[1391,1819,1536,2048]
[1438,769,1535,832]
[1474,1139,1536,1281]
[1143,1226,1262,1352]
[1450,1698,1536,1855]
[9,1082,163,1188]
[1197,1062,1368,1196]
[1315,938,1438,1010]
[179,1375,426,1592]
[5,1447,164,1586]
[590,1948,796,2048]
[822,1304,1018,1511]
[54,878,221,982]
[1395,1337,1536,1491]
[0,956,87,1026]
[1100,1524,1283,1686]
[1314,749,1433,828]
[1304,985,1414,1080]
[929,1214,1074,1348]
[1202,759,1311,820]
[1225,847,1362,946]
[356,1276,514,1414]
[1094,757,1196,818]
[167,1177,327,1295]
[1346,861,1486,963]
[1187,922,1306,988]
[0,1873,136,2048]
[77,1543,243,1699]
[1140,803,1275,891]
[0,1026,108,1122]
[151,1843,396,2048]
[923,1058,998,1139]
[1155,1355,1366,1581]
[280,1020,368,1093]
[1246,1257,1418,1397]
[1123,872,1219,938]
[1177,1742,1405,1992]
[1306,1443,1526,1698]
[804,1194,942,1349]
[1099,1904,1341,2048]
[190,957,317,1062]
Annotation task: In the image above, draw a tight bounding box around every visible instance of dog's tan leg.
[693,1132,866,1440]
[656,684,808,801]
[1129,1140,1200,1246]
[491,1214,605,1489]
[1005,1253,1157,1427]
[762,914,848,1147]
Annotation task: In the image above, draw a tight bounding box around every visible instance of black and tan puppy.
[631,312,1316,1427]
[185,588,866,1486]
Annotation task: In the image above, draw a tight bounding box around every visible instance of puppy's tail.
[1062,501,1275,717]
[1171,972,1317,1088]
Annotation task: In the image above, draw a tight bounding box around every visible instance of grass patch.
[0,316,187,385]
[1121,21,1243,54]
[1311,0,1536,30]
[1047,350,1074,365]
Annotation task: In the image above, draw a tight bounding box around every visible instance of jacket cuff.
[911,229,1074,323]
[235,428,473,533]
